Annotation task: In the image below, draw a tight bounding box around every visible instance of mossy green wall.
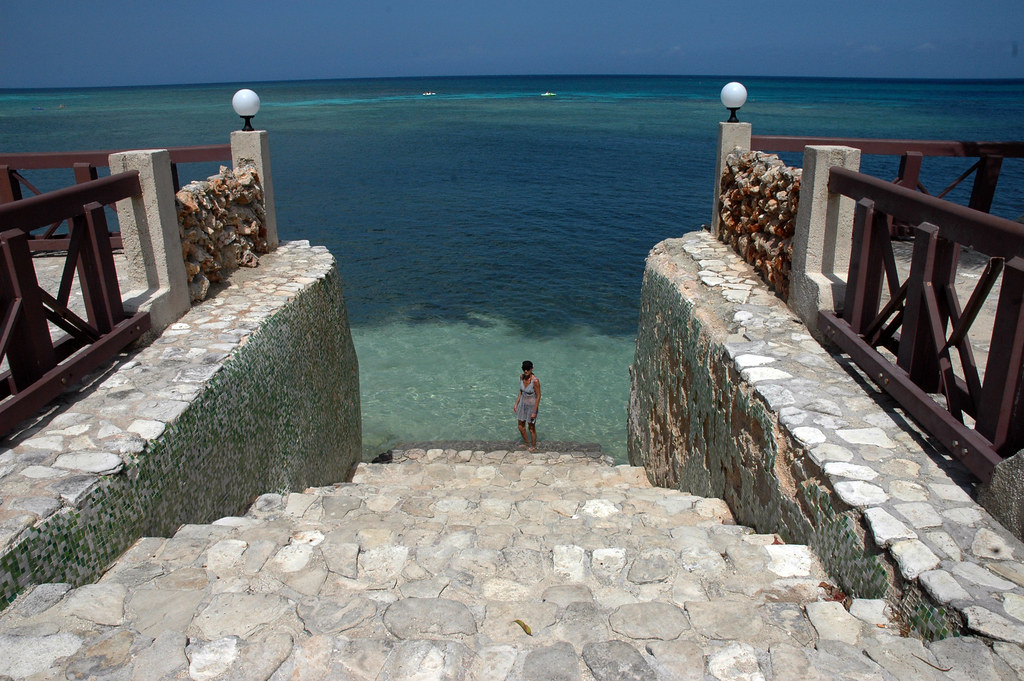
[628,264,958,638]
[0,266,359,606]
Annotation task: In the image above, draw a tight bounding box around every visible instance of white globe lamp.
[720,82,747,123]
[232,89,261,131]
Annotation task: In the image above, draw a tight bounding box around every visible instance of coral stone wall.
[718,151,800,299]
[177,164,269,302]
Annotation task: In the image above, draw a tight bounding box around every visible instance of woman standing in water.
[514,360,541,451]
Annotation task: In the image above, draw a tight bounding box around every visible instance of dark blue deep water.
[3,76,1023,459]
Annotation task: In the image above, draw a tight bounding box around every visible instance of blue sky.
[1,0,1021,88]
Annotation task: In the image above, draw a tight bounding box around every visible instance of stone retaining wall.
[717,150,800,299]
[176,164,269,302]
[0,242,360,607]
[629,231,1024,643]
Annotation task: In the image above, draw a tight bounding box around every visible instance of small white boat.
[422,92,436,96]
[541,92,556,97]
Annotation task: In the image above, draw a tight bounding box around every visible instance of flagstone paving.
[1,446,1021,680]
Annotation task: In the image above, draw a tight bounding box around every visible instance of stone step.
[0,446,1010,680]
[350,447,649,490]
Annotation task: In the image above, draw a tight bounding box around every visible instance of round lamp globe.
[232,89,261,117]
[720,82,747,110]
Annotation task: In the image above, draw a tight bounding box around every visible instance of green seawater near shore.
[353,315,635,459]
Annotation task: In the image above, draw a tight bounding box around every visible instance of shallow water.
[353,314,635,458]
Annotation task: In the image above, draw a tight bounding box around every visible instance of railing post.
[78,202,126,334]
[710,122,751,238]
[789,145,861,338]
[969,154,1002,214]
[977,256,1024,455]
[842,198,883,334]
[73,163,98,185]
[108,149,190,336]
[897,222,945,392]
[891,151,923,237]
[231,130,278,249]
[0,166,22,205]
[0,229,56,389]
[895,151,923,191]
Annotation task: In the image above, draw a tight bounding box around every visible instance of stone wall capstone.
[176,164,269,302]
[718,150,800,299]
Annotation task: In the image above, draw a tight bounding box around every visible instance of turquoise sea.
[2,75,1023,461]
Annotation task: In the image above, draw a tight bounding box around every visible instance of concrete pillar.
[109,149,191,336]
[979,448,1024,543]
[231,130,278,249]
[710,122,751,238]
[789,145,861,338]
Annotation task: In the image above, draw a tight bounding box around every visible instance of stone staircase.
[0,446,1017,680]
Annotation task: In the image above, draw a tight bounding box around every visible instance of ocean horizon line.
[3,72,1023,93]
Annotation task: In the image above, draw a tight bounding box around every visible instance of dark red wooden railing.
[751,137,1024,218]
[818,167,1024,483]
[0,145,231,251]
[0,173,151,437]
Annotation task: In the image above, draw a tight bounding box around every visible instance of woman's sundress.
[516,377,538,424]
